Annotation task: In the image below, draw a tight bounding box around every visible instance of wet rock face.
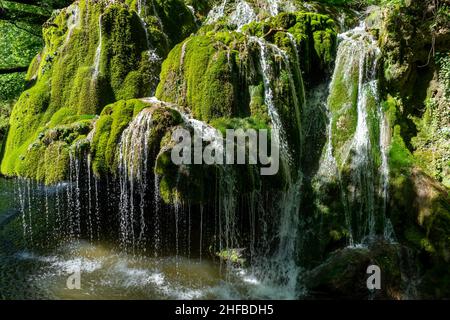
[303,242,403,300]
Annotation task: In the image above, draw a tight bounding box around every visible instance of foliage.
[436,51,450,100]
[315,0,405,7]
[0,18,43,142]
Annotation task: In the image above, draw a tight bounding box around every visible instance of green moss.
[210,116,269,135]
[152,0,198,46]
[90,98,184,178]
[90,99,147,175]
[1,0,197,183]
[157,10,337,124]
[328,67,358,166]
[1,79,50,177]
[243,11,337,82]
[216,249,246,266]
[155,132,218,204]
[2,91,94,184]
[156,34,243,121]
[389,125,414,172]
[405,227,435,254]
[156,12,336,179]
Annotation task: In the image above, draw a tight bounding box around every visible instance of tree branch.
[0,66,28,74]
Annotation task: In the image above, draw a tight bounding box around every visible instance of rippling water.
[0,178,291,300]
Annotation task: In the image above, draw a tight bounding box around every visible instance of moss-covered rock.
[303,242,403,299]
[200,0,357,32]
[156,32,248,121]
[374,5,450,294]
[156,11,337,182]
[1,0,197,183]
[242,11,337,83]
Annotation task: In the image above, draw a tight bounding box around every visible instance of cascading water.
[325,22,394,245]
[63,4,80,48]
[379,106,395,241]
[1,0,414,300]
[205,0,227,24]
[175,106,241,258]
[205,0,293,29]
[229,0,257,31]
[117,108,154,252]
[250,37,290,171]
[92,15,103,80]
[136,0,162,94]
[266,0,280,16]
[246,35,305,299]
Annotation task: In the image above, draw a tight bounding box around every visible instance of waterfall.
[117,108,154,252]
[17,179,28,241]
[379,107,395,241]
[186,5,198,26]
[153,174,161,257]
[14,177,73,247]
[326,23,393,245]
[204,0,298,30]
[137,0,146,15]
[250,35,304,179]
[286,32,306,144]
[63,4,80,48]
[317,113,339,179]
[229,0,257,31]
[266,0,280,16]
[248,35,304,299]
[205,0,227,25]
[250,37,290,174]
[175,107,240,254]
[150,0,169,46]
[136,0,162,94]
[92,15,103,80]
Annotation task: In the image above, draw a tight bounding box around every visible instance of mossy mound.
[90,98,185,177]
[90,98,147,176]
[242,11,337,83]
[127,0,198,48]
[375,3,450,296]
[154,123,267,204]
[156,31,249,121]
[156,11,337,178]
[1,0,196,183]
[376,0,450,188]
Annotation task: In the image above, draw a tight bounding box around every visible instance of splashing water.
[117,109,154,252]
[266,0,280,16]
[205,0,291,29]
[205,0,227,25]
